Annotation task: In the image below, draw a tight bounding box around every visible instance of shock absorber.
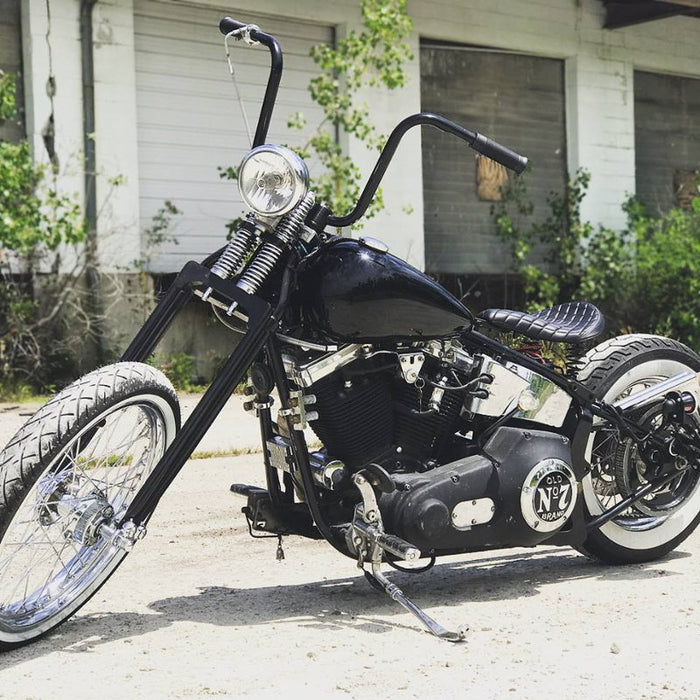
[209,215,260,280]
[236,193,316,296]
[201,215,261,304]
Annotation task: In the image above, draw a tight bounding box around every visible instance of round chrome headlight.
[237,145,309,217]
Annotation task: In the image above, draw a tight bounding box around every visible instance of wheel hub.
[612,405,698,517]
[55,492,115,546]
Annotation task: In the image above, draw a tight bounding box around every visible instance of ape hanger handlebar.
[219,17,528,231]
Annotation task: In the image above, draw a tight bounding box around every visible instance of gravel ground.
[0,397,698,699]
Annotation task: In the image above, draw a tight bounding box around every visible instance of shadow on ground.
[1,545,689,662]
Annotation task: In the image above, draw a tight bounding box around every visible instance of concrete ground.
[0,394,698,699]
[0,392,263,456]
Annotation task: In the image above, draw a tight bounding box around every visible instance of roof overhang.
[603,0,700,28]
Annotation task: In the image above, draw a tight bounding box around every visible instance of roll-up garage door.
[421,43,566,276]
[134,1,332,272]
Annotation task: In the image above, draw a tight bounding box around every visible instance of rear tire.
[0,362,179,650]
[576,334,700,563]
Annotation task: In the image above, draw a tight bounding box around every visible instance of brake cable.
[224,30,254,147]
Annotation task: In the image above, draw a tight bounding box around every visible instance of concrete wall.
[21,0,84,212]
[92,0,142,272]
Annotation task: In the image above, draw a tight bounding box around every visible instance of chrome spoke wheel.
[0,363,178,648]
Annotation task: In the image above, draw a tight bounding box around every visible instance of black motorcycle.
[1,17,699,649]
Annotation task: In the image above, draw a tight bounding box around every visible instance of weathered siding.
[421,46,566,274]
[635,71,700,213]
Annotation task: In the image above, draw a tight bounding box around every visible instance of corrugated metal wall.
[420,44,566,276]
[635,70,700,213]
[0,0,23,142]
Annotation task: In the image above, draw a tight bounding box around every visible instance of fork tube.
[124,309,275,525]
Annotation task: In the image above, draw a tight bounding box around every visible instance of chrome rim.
[0,398,168,637]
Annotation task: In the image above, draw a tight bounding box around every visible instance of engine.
[307,364,467,473]
[283,341,473,473]
[280,340,579,554]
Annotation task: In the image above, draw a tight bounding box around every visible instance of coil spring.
[565,346,586,377]
[210,219,258,279]
[515,341,545,363]
[236,242,283,294]
[274,194,316,245]
[236,194,315,295]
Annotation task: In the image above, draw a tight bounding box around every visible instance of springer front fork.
[350,469,468,642]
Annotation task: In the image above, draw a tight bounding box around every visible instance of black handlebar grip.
[219,17,247,34]
[472,132,528,174]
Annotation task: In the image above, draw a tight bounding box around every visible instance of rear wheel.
[0,362,179,650]
[577,334,700,563]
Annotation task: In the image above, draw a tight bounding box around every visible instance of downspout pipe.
[80,0,107,365]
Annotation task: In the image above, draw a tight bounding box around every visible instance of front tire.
[0,362,179,650]
[577,334,700,563]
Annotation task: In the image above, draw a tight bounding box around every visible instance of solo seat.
[478,301,605,344]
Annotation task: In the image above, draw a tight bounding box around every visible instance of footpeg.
[353,519,420,561]
[231,483,321,539]
[230,483,268,498]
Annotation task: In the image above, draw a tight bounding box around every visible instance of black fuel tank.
[295,237,473,343]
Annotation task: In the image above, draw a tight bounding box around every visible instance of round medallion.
[520,458,577,532]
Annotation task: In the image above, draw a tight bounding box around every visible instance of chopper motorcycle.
[1,16,700,649]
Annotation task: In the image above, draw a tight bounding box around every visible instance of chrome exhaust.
[613,371,699,413]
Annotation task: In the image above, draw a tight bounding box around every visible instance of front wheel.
[0,362,179,650]
[577,334,700,563]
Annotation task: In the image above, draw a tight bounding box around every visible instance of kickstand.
[350,469,468,643]
[364,565,468,643]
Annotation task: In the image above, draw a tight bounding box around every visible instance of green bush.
[492,168,700,348]
[0,71,88,391]
[150,353,202,393]
[609,197,700,346]
[0,71,181,394]
[492,168,596,311]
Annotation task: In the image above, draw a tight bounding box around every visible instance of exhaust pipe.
[613,371,699,413]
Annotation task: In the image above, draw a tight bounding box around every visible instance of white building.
[2,0,700,361]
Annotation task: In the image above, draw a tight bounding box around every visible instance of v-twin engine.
[282,342,579,554]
